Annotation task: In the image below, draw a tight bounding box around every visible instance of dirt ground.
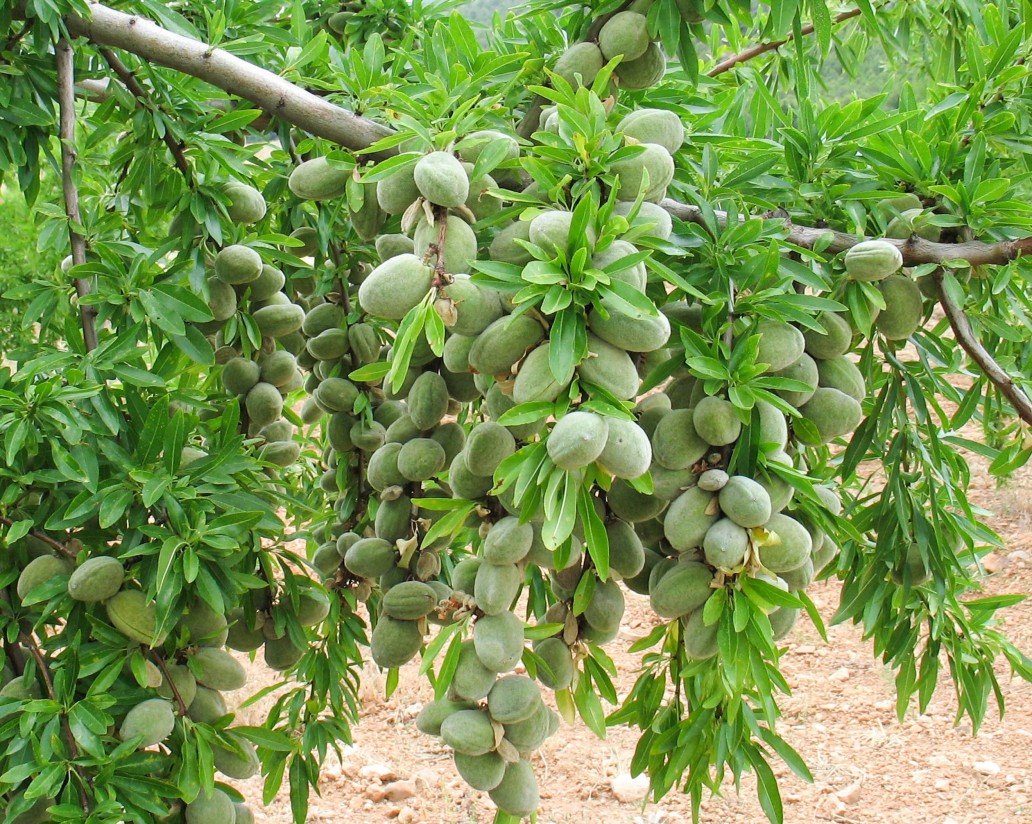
[220,461,1032,824]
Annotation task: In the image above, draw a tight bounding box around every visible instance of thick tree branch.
[660,199,1032,266]
[708,9,863,77]
[59,8,1032,272]
[56,38,99,352]
[65,3,395,160]
[97,48,193,184]
[932,270,1032,425]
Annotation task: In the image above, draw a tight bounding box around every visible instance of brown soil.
[231,374,1032,824]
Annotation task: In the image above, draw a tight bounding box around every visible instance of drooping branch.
[65,3,395,160]
[660,199,1032,266]
[932,270,1032,425]
[56,37,99,352]
[97,48,193,184]
[708,9,863,77]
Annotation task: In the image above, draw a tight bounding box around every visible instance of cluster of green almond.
[412,517,570,818]
[11,541,264,823]
[844,236,925,341]
[554,4,667,92]
[189,181,309,475]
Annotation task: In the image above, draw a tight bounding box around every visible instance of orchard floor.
[225,456,1032,824]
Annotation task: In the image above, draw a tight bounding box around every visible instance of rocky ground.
[227,366,1032,824]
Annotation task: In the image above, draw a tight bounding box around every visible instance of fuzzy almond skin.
[546,411,608,470]
[357,254,434,321]
[413,151,469,208]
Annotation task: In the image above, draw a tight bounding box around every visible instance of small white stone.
[828,667,851,683]
[974,761,1000,776]
[360,763,398,783]
[383,780,417,802]
[611,773,650,804]
[835,780,862,804]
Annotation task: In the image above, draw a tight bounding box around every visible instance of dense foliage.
[1,1,1032,823]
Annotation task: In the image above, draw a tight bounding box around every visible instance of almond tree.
[0,1,1030,822]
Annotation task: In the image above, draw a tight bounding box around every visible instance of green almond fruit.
[875,275,924,340]
[596,417,652,480]
[211,732,260,780]
[178,600,229,647]
[487,674,542,724]
[244,382,284,428]
[370,615,423,669]
[617,108,685,154]
[547,411,608,470]
[754,319,806,374]
[107,590,166,646]
[156,664,198,707]
[185,788,235,824]
[119,698,176,748]
[615,41,666,91]
[649,559,713,619]
[215,244,263,285]
[693,395,741,447]
[382,580,439,620]
[186,685,227,723]
[413,151,469,208]
[357,254,434,321]
[414,214,478,275]
[189,647,246,691]
[263,635,304,671]
[473,611,525,674]
[17,555,71,601]
[288,156,349,201]
[441,708,496,756]
[376,162,421,214]
[553,42,604,88]
[599,11,651,62]
[718,476,772,529]
[222,357,261,396]
[416,698,473,736]
[454,750,507,792]
[252,303,305,339]
[844,239,902,282]
[222,181,266,225]
[489,759,540,819]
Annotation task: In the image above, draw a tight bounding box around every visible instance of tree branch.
[708,9,863,77]
[660,199,1032,266]
[97,47,193,184]
[65,3,395,160]
[932,270,1032,425]
[56,38,99,352]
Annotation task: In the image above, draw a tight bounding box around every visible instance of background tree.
[0,1,1031,823]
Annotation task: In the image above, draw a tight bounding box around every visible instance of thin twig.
[56,38,99,352]
[97,47,192,184]
[149,652,190,716]
[933,270,1032,425]
[708,9,863,77]
[19,632,91,808]
[2,19,32,55]
[0,516,77,561]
